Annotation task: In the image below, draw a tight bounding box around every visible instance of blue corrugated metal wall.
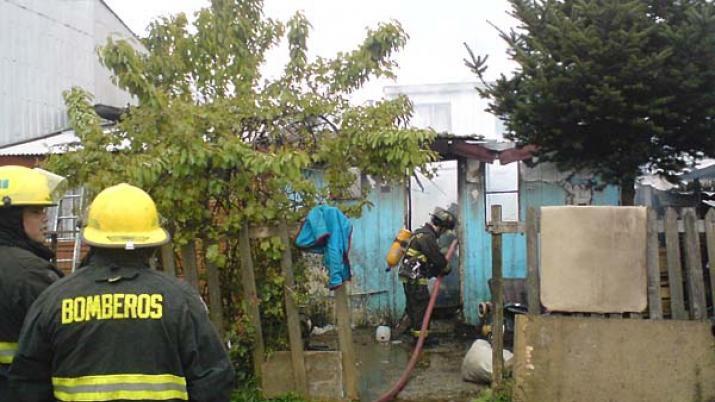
[343,162,620,325]
[459,162,621,324]
[348,180,407,324]
[458,159,490,325]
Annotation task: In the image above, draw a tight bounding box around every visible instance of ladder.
[50,187,86,272]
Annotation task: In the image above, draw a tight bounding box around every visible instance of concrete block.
[514,315,715,402]
[540,206,647,313]
[262,351,343,401]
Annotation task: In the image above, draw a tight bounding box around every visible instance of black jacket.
[0,207,62,400]
[9,250,235,402]
[406,224,447,278]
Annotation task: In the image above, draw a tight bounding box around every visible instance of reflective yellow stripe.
[52,374,188,401]
[53,389,188,401]
[53,374,186,386]
[54,391,189,402]
[0,342,18,364]
[405,249,427,262]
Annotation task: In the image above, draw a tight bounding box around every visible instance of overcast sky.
[104,0,518,100]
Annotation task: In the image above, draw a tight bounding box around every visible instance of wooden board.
[239,226,265,380]
[279,221,308,397]
[180,241,199,291]
[663,208,687,320]
[682,209,707,320]
[526,207,539,315]
[646,209,663,319]
[705,209,715,319]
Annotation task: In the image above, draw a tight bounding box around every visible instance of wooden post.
[705,209,715,314]
[682,208,707,320]
[181,241,200,291]
[490,205,504,387]
[335,285,359,400]
[526,207,539,315]
[664,208,687,320]
[238,226,265,381]
[278,221,308,397]
[646,208,663,319]
[160,243,176,276]
[204,241,225,338]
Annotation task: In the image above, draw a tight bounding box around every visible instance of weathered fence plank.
[656,219,706,233]
[160,243,176,276]
[682,208,707,320]
[646,208,663,319]
[490,205,505,387]
[335,285,359,400]
[180,241,199,291]
[204,241,225,338]
[527,207,539,315]
[239,226,265,381]
[705,209,715,318]
[278,221,308,396]
[664,208,687,320]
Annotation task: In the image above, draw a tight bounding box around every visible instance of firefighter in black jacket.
[398,207,457,342]
[10,183,235,402]
[0,166,66,401]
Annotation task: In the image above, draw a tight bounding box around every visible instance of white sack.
[461,339,513,384]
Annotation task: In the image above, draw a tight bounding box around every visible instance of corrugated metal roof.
[0,129,80,156]
[0,0,142,146]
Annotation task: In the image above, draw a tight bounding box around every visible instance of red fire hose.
[374,238,460,402]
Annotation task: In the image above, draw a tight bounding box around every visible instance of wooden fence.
[489,206,715,386]
[158,223,359,400]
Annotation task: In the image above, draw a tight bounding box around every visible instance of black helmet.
[431,207,456,230]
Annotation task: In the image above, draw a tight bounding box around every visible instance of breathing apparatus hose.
[374,238,460,402]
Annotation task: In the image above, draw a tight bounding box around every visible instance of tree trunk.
[620,176,636,206]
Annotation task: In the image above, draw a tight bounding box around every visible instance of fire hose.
[374,238,460,402]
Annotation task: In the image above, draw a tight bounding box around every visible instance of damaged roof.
[431,134,535,164]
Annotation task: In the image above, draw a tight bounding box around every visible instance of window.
[485,161,519,222]
[412,103,452,133]
[410,160,457,229]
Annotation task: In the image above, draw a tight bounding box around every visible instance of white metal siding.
[0,0,140,146]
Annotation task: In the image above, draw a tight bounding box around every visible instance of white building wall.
[0,0,142,146]
[384,81,518,224]
[383,82,502,139]
[93,2,142,108]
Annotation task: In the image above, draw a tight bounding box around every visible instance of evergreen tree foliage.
[467,0,715,200]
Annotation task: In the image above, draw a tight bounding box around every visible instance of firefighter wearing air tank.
[9,183,235,402]
[397,207,456,341]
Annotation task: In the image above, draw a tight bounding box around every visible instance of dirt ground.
[311,325,484,402]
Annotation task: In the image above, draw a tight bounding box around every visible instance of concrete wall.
[514,315,715,402]
[262,351,343,401]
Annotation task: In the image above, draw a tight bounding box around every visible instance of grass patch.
[231,384,308,402]
[472,380,513,402]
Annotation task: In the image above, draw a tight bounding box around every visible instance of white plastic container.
[375,325,391,343]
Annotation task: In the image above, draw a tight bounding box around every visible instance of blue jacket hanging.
[295,205,352,289]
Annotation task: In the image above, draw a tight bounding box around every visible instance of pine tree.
[467,0,715,204]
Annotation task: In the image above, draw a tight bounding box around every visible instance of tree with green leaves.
[47,0,436,381]
[467,0,715,204]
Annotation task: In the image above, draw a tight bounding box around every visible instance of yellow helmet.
[82,183,169,249]
[0,165,67,207]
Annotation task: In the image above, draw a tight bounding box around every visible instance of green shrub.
[472,380,513,402]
